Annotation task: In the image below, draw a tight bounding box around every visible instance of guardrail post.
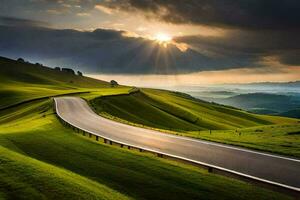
[83,132,86,136]
[109,141,112,145]
[104,139,107,143]
[128,146,131,149]
[139,149,143,152]
[89,133,92,138]
[208,167,213,173]
[120,144,124,148]
[96,136,99,141]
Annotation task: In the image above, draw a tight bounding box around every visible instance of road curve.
[55,97,300,191]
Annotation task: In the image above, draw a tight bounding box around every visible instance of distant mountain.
[279,109,300,119]
[213,93,300,115]
[185,91,237,99]
[227,81,300,87]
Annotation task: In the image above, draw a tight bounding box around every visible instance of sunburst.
[154,33,172,47]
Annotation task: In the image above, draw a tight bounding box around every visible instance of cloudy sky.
[0,0,299,86]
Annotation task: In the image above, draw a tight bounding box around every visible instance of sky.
[0,0,299,86]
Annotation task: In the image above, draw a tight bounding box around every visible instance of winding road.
[55,97,300,192]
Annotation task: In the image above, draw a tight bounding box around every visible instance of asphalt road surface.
[55,97,300,191]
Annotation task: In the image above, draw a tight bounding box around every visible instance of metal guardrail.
[53,98,300,197]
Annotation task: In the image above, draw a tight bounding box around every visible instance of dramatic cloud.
[0,15,299,75]
[174,29,300,66]
[0,20,233,74]
[103,0,300,30]
[100,0,300,67]
[0,16,49,27]
[0,1,299,77]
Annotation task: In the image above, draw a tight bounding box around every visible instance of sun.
[155,33,172,42]
[154,33,172,47]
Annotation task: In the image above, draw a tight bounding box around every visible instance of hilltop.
[0,56,110,109]
[0,56,109,87]
[91,89,292,131]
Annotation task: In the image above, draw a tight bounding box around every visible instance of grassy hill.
[0,56,297,199]
[0,56,112,109]
[0,145,130,200]
[90,89,298,130]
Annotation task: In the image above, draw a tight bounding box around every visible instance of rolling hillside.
[0,56,289,199]
[91,89,297,131]
[1,56,299,157]
[0,56,111,109]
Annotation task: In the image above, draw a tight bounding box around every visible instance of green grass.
[0,99,290,200]
[184,124,300,157]
[0,146,131,200]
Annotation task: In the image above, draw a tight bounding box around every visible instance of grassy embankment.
[91,88,300,158]
[0,57,290,199]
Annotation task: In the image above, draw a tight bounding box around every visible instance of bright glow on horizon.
[87,65,300,87]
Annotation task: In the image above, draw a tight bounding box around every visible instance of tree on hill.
[77,71,83,76]
[61,68,75,75]
[35,63,43,66]
[110,80,118,87]
[17,58,25,62]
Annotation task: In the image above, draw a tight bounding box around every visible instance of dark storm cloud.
[0,22,263,74]
[0,16,50,27]
[174,29,300,66]
[0,1,299,74]
[2,0,300,30]
[100,0,300,66]
[0,0,96,20]
[103,0,300,30]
